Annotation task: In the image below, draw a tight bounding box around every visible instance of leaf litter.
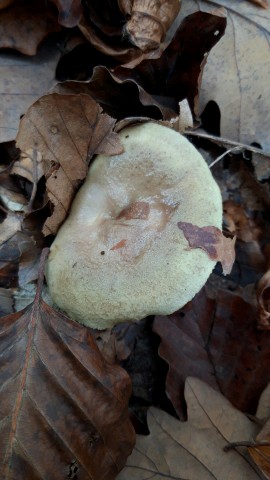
[1,0,270,479]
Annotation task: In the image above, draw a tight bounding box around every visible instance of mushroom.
[46,122,222,329]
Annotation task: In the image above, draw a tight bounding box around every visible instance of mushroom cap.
[46,122,222,329]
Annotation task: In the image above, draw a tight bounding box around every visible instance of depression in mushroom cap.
[46,122,223,329]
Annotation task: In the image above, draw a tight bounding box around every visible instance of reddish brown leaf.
[177,221,236,275]
[16,93,123,235]
[0,0,60,55]
[0,251,135,479]
[0,0,15,9]
[153,289,270,418]
[153,289,218,419]
[248,0,268,8]
[50,0,82,27]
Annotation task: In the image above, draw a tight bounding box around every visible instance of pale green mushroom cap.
[46,122,222,329]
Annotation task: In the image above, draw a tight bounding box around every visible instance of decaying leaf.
[123,0,181,51]
[249,418,270,478]
[0,250,135,479]
[0,38,62,142]
[16,93,123,235]
[177,221,236,275]
[0,0,60,55]
[179,0,270,151]
[154,288,270,417]
[153,290,218,419]
[50,0,82,27]
[257,269,270,329]
[118,378,261,480]
[248,0,269,7]
[114,10,226,116]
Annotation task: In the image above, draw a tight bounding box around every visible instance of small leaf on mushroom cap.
[46,122,224,329]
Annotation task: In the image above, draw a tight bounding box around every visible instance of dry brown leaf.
[123,0,181,51]
[0,250,135,479]
[0,0,15,9]
[15,93,123,235]
[0,0,60,55]
[0,39,62,143]
[249,420,270,478]
[177,222,235,275]
[223,200,262,243]
[179,0,270,151]
[117,377,262,480]
[257,269,270,329]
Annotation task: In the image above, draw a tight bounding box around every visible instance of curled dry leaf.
[50,0,82,27]
[177,221,236,275]
[16,93,123,235]
[0,250,135,479]
[114,10,226,115]
[118,378,261,480]
[123,0,181,51]
[257,269,270,329]
[0,0,60,55]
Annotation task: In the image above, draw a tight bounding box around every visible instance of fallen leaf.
[153,289,218,419]
[257,269,270,329]
[117,378,261,479]
[249,419,270,479]
[223,200,262,243]
[50,0,82,27]
[0,0,60,55]
[123,0,181,51]
[0,37,62,142]
[177,221,236,275]
[179,0,270,151]
[154,289,270,417]
[0,250,135,479]
[15,93,123,235]
[0,0,15,10]
[114,10,226,116]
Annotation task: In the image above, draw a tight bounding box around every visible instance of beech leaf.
[0,250,135,479]
[117,378,261,480]
[177,221,236,275]
[15,93,123,235]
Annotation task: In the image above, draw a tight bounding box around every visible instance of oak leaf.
[15,93,123,235]
[179,0,270,151]
[0,251,135,479]
[117,378,262,479]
